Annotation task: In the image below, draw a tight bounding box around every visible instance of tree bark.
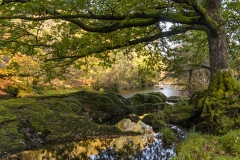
[207,28,229,76]
[205,0,229,76]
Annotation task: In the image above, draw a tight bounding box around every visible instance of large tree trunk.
[206,0,229,76]
[192,0,240,134]
[208,29,229,76]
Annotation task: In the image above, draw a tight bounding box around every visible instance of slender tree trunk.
[206,0,229,76]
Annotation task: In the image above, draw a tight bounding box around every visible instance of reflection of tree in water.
[93,136,175,160]
[7,135,176,160]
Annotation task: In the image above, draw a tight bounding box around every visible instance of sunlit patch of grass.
[174,129,240,160]
[219,129,240,155]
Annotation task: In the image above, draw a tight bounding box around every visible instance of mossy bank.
[0,90,166,158]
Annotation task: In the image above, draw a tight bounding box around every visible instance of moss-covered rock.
[141,113,166,130]
[128,92,167,105]
[68,91,133,123]
[127,92,167,116]
[0,88,206,158]
[166,103,196,126]
[134,103,166,115]
[160,126,177,145]
[0,90,136,158]
[140,101,197,131]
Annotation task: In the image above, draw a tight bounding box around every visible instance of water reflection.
[119,85,183,98]
[7,134,176,160]
[90,135,176,160]
[5,120,184,160]
[116,118,153,134]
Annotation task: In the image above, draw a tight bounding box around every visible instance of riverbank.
[0,90,167,158]
[1,89,240,159]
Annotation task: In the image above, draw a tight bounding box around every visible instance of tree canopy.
[0,0,239,75]
[1,0,240,135]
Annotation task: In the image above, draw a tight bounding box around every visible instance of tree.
[0,0,240,133]
[0,0,237,74]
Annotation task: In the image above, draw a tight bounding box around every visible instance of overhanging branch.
[64,18,161,33]
[0,13,201,33]
[173,0,219,35]
[0,12,201,22]
[45,25,206,61]
[190,0,219,35]
[1,0,31,4]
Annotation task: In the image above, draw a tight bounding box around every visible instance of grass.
[174,129,240,160]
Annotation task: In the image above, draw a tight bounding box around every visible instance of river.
[119,85,184,98]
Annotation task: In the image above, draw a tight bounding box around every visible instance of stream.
[3,85,187,160]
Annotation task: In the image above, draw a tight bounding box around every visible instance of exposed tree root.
[191,71,240,134]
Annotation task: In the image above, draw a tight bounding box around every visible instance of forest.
[0,0,240,159]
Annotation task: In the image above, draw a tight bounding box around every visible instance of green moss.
[219,129,240,154]
[134,103,166,115]
[212,89,225,99]
[0,121,26,156]
[0,105,17,123]
[215,116,235,135]
[195,71,240,134]
[0,90,138,157]
[208,73,218,93]
[141,113,166,130]
[128,92,166,105]
[160,126,176,145]
[189,89,207,105]
[141,114,153,124]
[140,101,196,130]
[0,98,36,109]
